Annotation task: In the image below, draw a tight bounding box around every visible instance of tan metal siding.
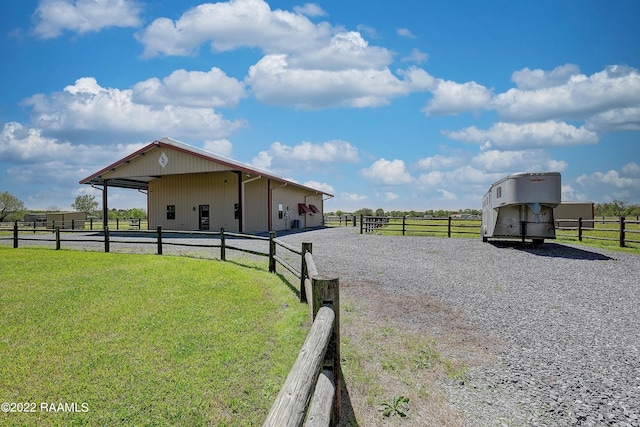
[103,146,234,180]
[243,178,268,233]
[148,172,240,231]
[270,185,324,231]
[304,194,324,228]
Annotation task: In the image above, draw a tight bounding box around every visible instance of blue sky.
[1,0,639,213]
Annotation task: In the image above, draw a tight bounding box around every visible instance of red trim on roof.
[79,137,334,197]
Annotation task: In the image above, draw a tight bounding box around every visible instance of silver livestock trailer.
[481,172,561,245]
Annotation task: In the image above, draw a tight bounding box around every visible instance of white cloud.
[402,48,428,64]
[510,64,580,90]
[397,28,416,39]
[341,192,368,202]
[250,150,273,170]
[444,120,598,149]
[1,122,74,162]
[471,149,567,173]
[251,139,359,173]
[585,107,640,132]
[360,158,414,185]
[576,165,640,201]
[443,165,502,186]
[288,31,393,71]
[492,65,640,123]
[622,162,640,176]
[437,189,457,200]
[0,123,147,185]
[417,171,443,186]
[33,0,142,39]
[417,154,465,170]
[24,77,245,141]
[136,1,436,110]
[303,180,334,194]
[293,3,327,17]
[247,55,434,108]
[423,79,492,115]
[384,192,399,201]
[136,0,332,58]
[203,139,233,157]
[132,67,246,109]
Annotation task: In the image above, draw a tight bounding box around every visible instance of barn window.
[278,204,283,219]
[167,205,175,220]
[497,187,502,198]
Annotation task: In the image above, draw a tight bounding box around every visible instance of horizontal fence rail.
[555,216,640,247]
[322,215,638,248]
[1,221,341,425]
[359,215,481,238]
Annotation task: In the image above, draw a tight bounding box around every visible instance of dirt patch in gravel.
[337,279,503,427]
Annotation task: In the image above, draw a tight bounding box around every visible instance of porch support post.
[102,180,109,230]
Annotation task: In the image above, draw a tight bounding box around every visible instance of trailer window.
[497,187,502,198]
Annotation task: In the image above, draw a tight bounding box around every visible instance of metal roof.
[79,137,334,196]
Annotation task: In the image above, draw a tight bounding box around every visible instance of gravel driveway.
[4,226,639,426]
[275,227,640,426]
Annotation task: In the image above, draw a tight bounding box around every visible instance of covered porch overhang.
[83,176,155,229]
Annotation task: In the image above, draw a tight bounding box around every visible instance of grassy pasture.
[0,247,307,426]
[365,217,481,238]
[358,216,640,251]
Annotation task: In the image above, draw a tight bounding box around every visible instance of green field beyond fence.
[324,215,640,250]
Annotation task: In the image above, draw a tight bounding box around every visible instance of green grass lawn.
[0,247,307,426]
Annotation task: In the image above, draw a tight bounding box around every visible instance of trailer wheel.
[532,238,544,246]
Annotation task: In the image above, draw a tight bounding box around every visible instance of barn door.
[199,205,210,230]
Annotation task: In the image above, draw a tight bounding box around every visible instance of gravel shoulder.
[4,227,640,426]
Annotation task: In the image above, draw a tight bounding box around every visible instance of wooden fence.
[1,223,341,426]
[323,215,640,248]
[359,215,481,237]
[555,216,640,248]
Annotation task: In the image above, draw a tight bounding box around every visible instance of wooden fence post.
[578,217,583,242]
[268,231,276,272]
[13,222,18,248]
[72,219,75,230]
[104,226,109,253]
[620,216,625,248]
[352,215,356,227]
[157,226,163,255]
[56,227,61,250]
[311,275,341,423]
[300,242,312,303]
[448,216,452,238]
[402,216,406,236]
[360,215,363,234]
[221,228,227,261]
[90,218,93,230]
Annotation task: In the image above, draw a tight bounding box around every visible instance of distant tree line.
[330,202,640,219]
[0,191,146,222]
[328,208,482,218]
[594,200,640,217]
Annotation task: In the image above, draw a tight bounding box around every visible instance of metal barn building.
[80,137,333,233]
